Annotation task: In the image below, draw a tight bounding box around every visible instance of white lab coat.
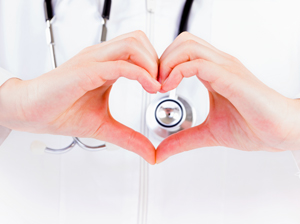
[1,0,300,223]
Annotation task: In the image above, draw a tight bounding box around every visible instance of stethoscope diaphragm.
[146,94,196,139]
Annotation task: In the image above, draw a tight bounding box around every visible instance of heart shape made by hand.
[2,31,298,165]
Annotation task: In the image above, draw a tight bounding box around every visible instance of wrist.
[0,78,24,129]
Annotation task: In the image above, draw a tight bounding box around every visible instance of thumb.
[155,122,217,164]
[96,117,156,165]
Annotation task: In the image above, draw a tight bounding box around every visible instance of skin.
[156,32,300,164]
[1,30,299,165]
[0,31,160,165]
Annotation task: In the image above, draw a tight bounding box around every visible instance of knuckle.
[178,31,191,39]
[195,58,206,64]
[195,59,207,69]
[223,52,240,63]
[183,39,197,48]
[133,30,146,39]
[230,55,240,63]
[79,45,94,54]
[122,37,139,56]
[114,60,126,73]
[123,37,138,46]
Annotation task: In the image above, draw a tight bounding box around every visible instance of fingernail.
[153,80,161,89]
[159,77,170,93]
[155,79,161,86]
[162,76,170,86]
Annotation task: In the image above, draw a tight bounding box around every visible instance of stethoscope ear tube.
[178,0,194,35]
[101,0,112,42]
[44,0,54,21]
[36,0,108,154]
[102,0,112,20]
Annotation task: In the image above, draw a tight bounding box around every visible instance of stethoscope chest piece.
[146,95,196,139]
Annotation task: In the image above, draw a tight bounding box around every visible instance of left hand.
[156,32,300,164]
[0,31,160,164]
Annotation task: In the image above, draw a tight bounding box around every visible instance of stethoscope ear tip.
[30,141,47,155]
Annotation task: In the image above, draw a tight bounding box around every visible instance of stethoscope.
[31,0,195,153]
[31,0,112,154]
[146,0,196,139]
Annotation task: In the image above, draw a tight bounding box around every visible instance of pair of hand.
[0,31,299,165]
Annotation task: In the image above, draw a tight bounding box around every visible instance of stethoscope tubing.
[42,0,193,153]
[44,137,107,154]
[43,0,108,153]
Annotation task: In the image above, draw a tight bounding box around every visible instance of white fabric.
[0,0,300,223]
[0,67,15,87]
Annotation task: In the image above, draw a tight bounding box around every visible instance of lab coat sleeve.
[0,67,16,86]
[0,67,16,146]
[291,93,300,177]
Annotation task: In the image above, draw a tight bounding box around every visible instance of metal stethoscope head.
[146,89,196,139]
[146,0,195,139]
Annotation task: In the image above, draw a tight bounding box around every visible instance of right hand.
[0,31,160,164]
[155,32,300,164]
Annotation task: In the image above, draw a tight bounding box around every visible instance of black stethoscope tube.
[102,0,112,20]
[45,0,190,35]
[44,0,112,21]
[178,0,194,35]
[44,0,54,21]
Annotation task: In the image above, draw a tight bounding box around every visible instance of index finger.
[160,32,230,65]
[89,37,158,79]
[82,30,158,65]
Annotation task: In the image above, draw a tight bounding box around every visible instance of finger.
[103,30,158,62]
[161,59,241,98]
[161,59,285,130]
[82,30,158,66]
[160,59,195,93]
[91,37,158,79]
[96,117,156,165]
[156,122,217,164]
[159,40,230,84]
[160,32,228,65]
[78,60,161,94]
[159,59,215,93]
